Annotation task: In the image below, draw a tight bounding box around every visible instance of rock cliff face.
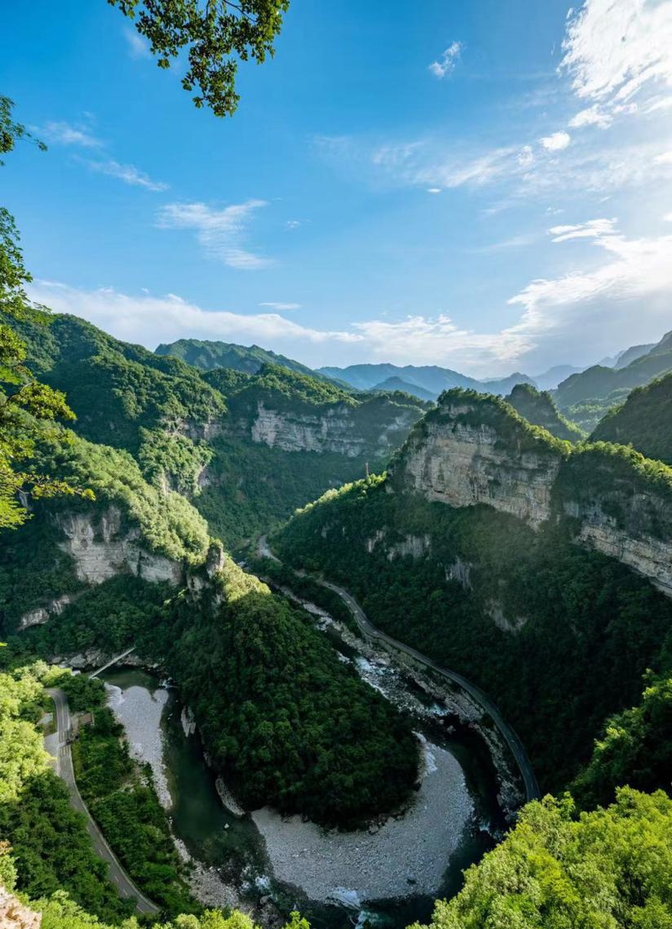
[20,594,74,630]
[388,391,672,597]
[0,889,40,929]
[239,401,420,458]
[562,488,672,597]
[56,506,183,586]
[393,399,563,527]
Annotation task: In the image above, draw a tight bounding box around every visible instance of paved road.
[45,688,160,915]
[257,536,540,802]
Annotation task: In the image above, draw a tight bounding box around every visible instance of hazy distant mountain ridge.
[554,330,672,430]
[318,362,535,399]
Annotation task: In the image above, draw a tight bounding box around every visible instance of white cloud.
[561,0,672,117]
[41,121,101,148]
[505,222,672,366]
[517,145,535,168]
[124,27,151,59]
[429,42,463,79]
[654,151,672,165]
[85,158,168,192]
[540,131,571,151]
[40,117,168,193]
[548,217,618,242]
[156,200,274,270]
[427,187,442,194]
[285,220,302,230]
[259,302,302,311]
[27,216,672,377]
[664,212,672,222]
[568,105,613,129]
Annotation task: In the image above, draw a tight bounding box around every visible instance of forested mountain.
[368,376,437,401]
[155,338,322,379]
[554,329,672,431]
[8,312,427,548]
[505,383,584,441]
[590,372,672,465]
[272,389,672,795]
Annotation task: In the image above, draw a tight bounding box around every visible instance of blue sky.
[2,0,672,375]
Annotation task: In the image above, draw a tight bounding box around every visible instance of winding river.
[101,601,507,929]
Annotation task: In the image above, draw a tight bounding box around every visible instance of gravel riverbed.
[252,739,473,904]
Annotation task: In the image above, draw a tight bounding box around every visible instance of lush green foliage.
[109,0,290,118]
[506,383,584,441]
[73,697,196,913]
[11,560,419,828]
[15,313,226,459]
[160,557,419,826]
[415,789,672,929]
[0,101,83,530]
[555,441,672,534]
[0,662,132,921]
[572,676,672,809]
[420,388,571,458]
[157,339,319,379]
[273,479,672,792]
[195,437,372,549]
[592,372,672,465]
[33,430,211,565]
[211,362,354,414]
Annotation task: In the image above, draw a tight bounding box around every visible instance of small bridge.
[89,647,137,679]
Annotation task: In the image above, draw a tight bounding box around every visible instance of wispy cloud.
[41,120,102,148]
[259,302,302,311]
[40,116,167,192]
[548,217,617,242]
[156,200,273,270]
[561,0,672,124]
[429,42,463,79]
[124,27,151,60]
[85,158,168,192]
[30,215,672,376]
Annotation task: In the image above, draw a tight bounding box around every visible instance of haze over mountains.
[157,327,672,420]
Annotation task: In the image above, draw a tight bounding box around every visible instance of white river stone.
[252,739,473,903]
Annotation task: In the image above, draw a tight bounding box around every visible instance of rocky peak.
[391,391,566,527]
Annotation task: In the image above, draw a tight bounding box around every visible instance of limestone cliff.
[390,393,566,526]
[557,446,672,597]
[388,391,672,596]
[56,506,184,586]
[231,399,421,459]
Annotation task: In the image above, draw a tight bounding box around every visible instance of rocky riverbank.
[252,739,473,903]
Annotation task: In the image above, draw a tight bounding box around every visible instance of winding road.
[258,536,540,803]
[45,688,160,916]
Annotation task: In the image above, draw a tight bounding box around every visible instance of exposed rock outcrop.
[20,595,74,630]
[0,889,40,929]
[56,507,183,586]
[240,401,420,459]
[392,397,563,526]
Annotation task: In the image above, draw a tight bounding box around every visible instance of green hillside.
[155,338,324,380]
[591,372,672,465]
[8,313,426,548]
[554,331,672,429]
[506,383,584,441]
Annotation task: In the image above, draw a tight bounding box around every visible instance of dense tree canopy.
[109,0,290,116]
[415,789,672,929]
[0,99,88,531]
